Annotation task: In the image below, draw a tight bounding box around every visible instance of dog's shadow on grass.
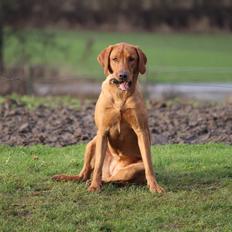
[101,182,148,193]
[156,165,232,192]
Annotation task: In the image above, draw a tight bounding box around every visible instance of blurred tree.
[0,0,61,73]
[0,0,20,73]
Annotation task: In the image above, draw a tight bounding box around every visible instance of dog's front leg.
[88,130,108,192]
[136,129,164,193]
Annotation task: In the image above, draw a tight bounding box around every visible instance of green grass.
[1,144,232,231]
[5,28,232,83]
[0,94,81,109]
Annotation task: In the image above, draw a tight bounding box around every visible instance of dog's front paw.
[87,182,102,192]
[149,183,165,193]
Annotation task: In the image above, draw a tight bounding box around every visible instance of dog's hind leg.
[52,137,96,182]
[104,161,146,184]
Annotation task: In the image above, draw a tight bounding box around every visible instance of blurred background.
[0,0,232,100]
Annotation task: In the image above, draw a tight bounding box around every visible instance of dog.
[52,42,164,193]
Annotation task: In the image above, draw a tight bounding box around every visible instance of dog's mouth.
[110,78,132,91]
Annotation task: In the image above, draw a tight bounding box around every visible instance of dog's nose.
[119,72,128,81]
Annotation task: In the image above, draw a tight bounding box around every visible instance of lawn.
[5,29,232,83]
[0,94,81,109]
[1,144,232,231]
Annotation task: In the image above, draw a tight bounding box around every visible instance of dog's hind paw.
[52,174,82,182]
[52,174,67,181]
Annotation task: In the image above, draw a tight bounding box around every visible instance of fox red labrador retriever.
[53,43,164,193]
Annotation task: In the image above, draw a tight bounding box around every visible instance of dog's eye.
[112,57,118,62]
[128,57,135,62]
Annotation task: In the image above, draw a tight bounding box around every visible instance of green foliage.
[1,144,232,231]
[5,29,232,83]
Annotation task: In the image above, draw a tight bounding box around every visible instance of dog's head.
[97,42,147,91]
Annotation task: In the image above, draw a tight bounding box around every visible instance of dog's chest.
[108,109,131,140]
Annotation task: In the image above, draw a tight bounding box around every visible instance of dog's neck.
[102,75,139,110]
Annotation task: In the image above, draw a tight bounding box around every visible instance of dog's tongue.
[119,82,129,91]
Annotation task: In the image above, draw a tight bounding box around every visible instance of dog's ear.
[136,47,147,75]
[97,45,113,76]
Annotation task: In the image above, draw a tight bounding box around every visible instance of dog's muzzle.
[110,78,132,91]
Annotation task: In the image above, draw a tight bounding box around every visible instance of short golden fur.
[53,43,164,193]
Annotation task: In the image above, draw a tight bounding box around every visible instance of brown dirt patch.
[0,99,232,146]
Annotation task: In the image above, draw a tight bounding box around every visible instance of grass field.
[0,94,81,109]
[5,29,232,83]
[1,144,232,231]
